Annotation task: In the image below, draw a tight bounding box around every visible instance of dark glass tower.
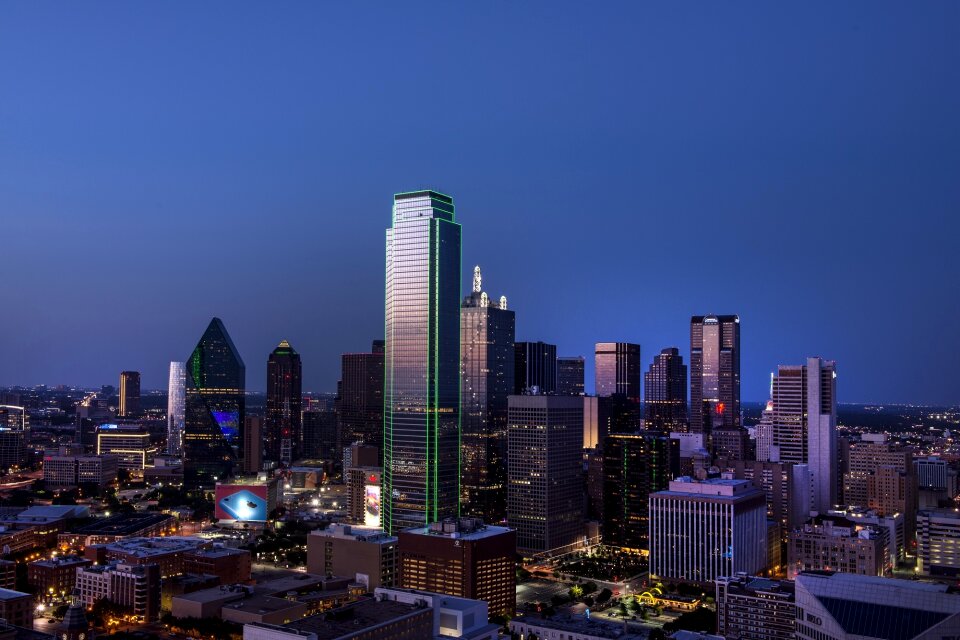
[690,315,740,435]
[594,342,641,399]
[603,433,678,550]
[266,340,303,465]
[460,266,515,522]
[557,356,585,396]
[514,341,557,394]
[383,190,461,534]
[644,348,688,432]
[118,371,141,417]
[183,317,245,488]
[336,340,385,458]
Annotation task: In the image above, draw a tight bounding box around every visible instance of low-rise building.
[306,524,397,590]
[86,536,208,577]
[918,509,960,577]
[75,562,161,621]
[787,514,889,578]
[183,546,252,584]
[28,556,92,600]
[795,571,960,640]
[43,453,119,488]
[715,574,795,640]
[510,614,647,640]
[245,598,434,640]
[374,587,498,639]
[61,512,177,547]
[0,588,33,628]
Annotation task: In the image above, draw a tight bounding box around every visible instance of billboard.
[364,484,381,528]
[215,484,269,521]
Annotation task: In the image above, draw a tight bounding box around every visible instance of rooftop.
[287,599,428,640]
[103,536,207,556]
[71,512,173,536]
[403,517,513,541]
[511,614,646,639]
[0,588,32,600]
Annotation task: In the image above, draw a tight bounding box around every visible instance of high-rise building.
[867,466,919,543]
[918,509,960,577]
[118,371,141,418]
[716,575,796,640]
[97,425,153,470]
[514,341,557,394]
[595,342,641,400]
[307,524,398,591]
[397,518,516,618]
[602,433,678,551]
[643,348,687,432]
[842,435,918,540]
[242,416,263,474]
[383,191,461,534]
[302,408,338,460]
[75,562,161,621]
[764,357,837,514]
[507,395,584,555]
[265,340,303,464]
[167,362,185,456]
[689,315,740,435]
[557,356,585,396]
[460,266,515,522]
[787,514,890,578]
[649,477,767,583]
[336,341,385,456]
[794,571,960,640]
[182,317,245,488]
[715,458,812,536]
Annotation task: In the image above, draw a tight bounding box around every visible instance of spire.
[499,295,507,310]
[473,265,482,293]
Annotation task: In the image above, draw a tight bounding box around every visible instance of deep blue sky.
[2,3,958,403]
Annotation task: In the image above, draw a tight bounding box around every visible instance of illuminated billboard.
[215,484,268,521]
[364,484,381,528]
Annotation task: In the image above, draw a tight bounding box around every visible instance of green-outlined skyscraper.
[383,190,461,534]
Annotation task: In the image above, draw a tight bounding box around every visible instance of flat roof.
[71,512,173,536]
[288,599,427,640]
[0,588,31,600]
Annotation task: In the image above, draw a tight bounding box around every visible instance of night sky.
[2,3,958,404]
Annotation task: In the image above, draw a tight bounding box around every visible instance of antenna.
[473,265,482,293]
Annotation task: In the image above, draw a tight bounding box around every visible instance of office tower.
[716,575,796,640]
[916,457,957,509]
[755,399,774,462]
[75,563,161,621]
[787,514,890,578]
[649,476,767,583]
[0,405,28,470]
[167,362,185,455]
[794,571,960,640]
[766,357,837,514]
[595,342,641,399]
[307,524,398,590]
[383,191,461,534]
[96,425,152,470]
[585,447,604,521]
[514,341,557,394]
[118,371,140,418]
[582,396,604,449]
[918,510,960,577]
[557,356,585,396]
[843,435,918,540]
[242,416,263,474]
[302,408,338,460]
[644,348,687,432]
[715,459,812,535]
[712,427,749,461]
[397,518,516,617]
[346,466,381,526]
[182,317,245,488]
[602,433,678,550]
[460,265,515,522]
[336,341,385,455]
[689,315,740,435]
[507,395,584,554]
[265,340,303,464]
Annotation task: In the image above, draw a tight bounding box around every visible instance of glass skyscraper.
[266,340,302,464]
[689,315,740,435]
[383,190,461,534]
[167,361,185,455]
[183,317,245,488]
[644,347,688,432]
[460,265,515,522]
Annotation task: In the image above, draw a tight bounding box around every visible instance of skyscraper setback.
[265,340,303,464]
[689,315,740,435]
[643,348,687,432]
[460,266,515,522]
[182,317,245,488]
[383,191,461,534]
[166,362,185,455]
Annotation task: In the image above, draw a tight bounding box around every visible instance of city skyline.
[2,3,958,405]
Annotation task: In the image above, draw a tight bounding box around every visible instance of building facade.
[557,356,585,396]
[118,371,140,418]
[336,341,385,457]
[644,347,687,432]
[507,395,584,555]
[787,514,889,578]
[689,315,740,435]
[265,340,303,464]
[460,265,515,522]
[307,524,398,590]
[594,342,641,400]
[514,341,557,395]
[715,575,795,640]
[183,317,246,488]
[918,509,960,577]
[383,191,461,534]
[167,361,186,455]
[649,477,767,584]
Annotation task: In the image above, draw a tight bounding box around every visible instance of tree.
[597,588,612,604]
[583,581,598,595]
[663,606,717,634]
[569,585,583,600]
